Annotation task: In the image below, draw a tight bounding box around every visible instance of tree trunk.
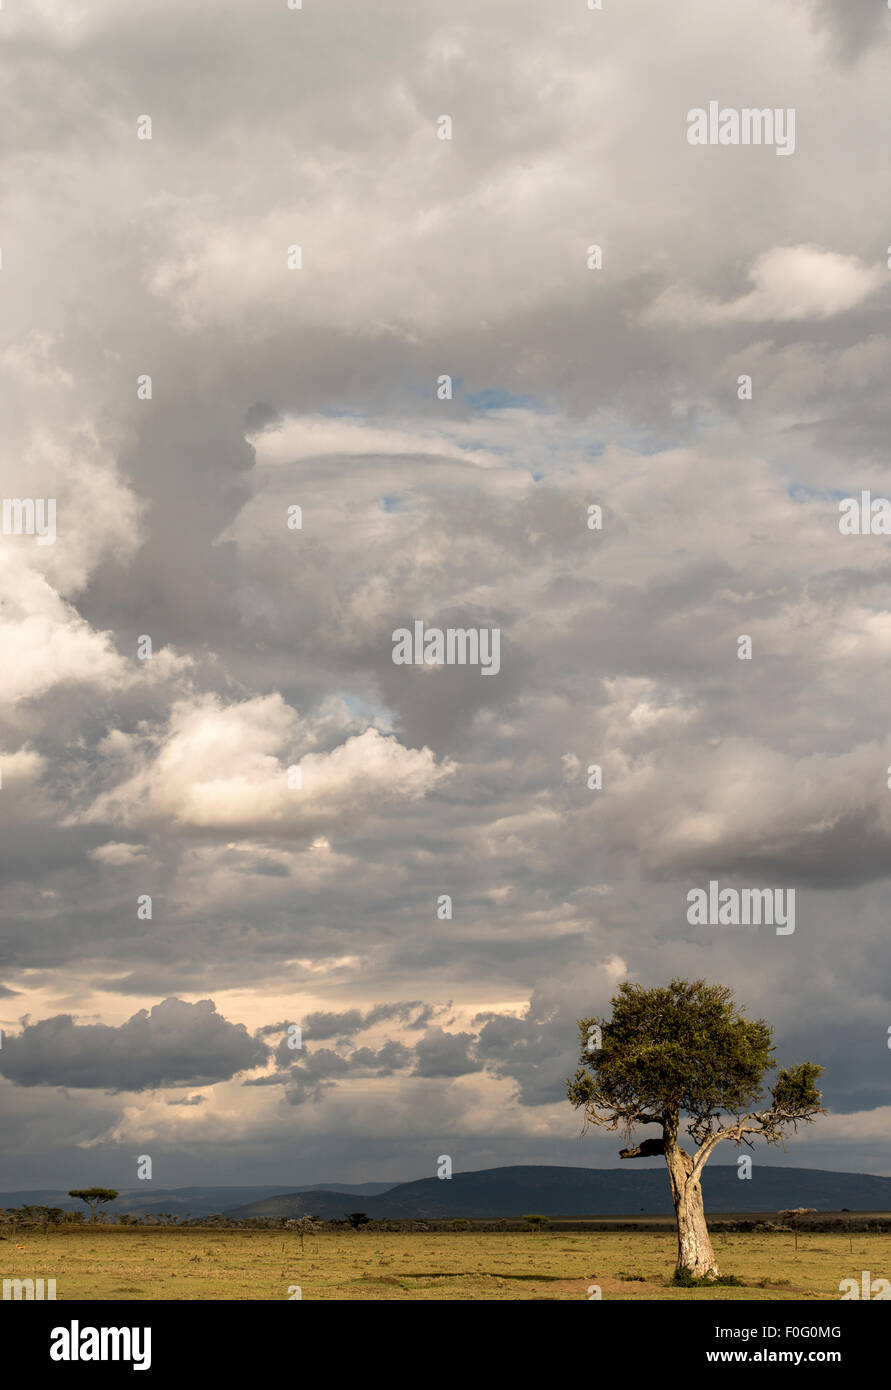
[664,1138,719,1279]
[674,1176,719,1278]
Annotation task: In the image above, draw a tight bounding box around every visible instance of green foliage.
[68,1187,119,1221]
[568,979,774,1124]
[771,1062,824,1117]
[523,1214,550,1232]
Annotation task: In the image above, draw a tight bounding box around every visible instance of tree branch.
[689,1115,778,1181]
[619,1138,665,1159]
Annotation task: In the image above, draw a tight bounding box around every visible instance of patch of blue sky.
[399,376,464,402]
[788,482,848,504]
[457,437,509,455]
[338,691,396,731]
[627,437,676,455]
[464,388,539,411]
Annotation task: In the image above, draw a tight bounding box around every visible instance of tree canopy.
[567,978,823,1156]
[68,1187,119,1221]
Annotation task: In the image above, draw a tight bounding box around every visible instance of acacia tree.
[285,1216,320,1250]
[68,1188,119,1223]
[567,979,824,1280]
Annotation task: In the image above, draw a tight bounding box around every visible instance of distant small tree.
[841,1212,853,1255]
[523,1214,549,1234]
[68,1189,119,1223]
[345,1212,370,1231]
[285,1216,319,1250]
[31,1206,66,1232]
[778,1208,817,1252]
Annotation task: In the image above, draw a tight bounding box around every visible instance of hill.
[224,1165,891,1221]
[0,1182,397,1219]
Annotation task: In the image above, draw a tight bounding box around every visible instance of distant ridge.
[0,1182,399,1219]
[5,1167,887,1222]
[224,1165,891,1221]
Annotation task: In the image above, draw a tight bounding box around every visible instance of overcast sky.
[1,0,889,1194]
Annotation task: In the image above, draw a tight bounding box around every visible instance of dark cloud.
[351,1041,413,1074]
[806,0,890,62]
[0,0,888,1186]
[301,1003,425,1041]
[0,999,269,1092]
[413,1028,482,1079]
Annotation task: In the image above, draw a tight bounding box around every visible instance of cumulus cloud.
[0,998,269,1091]
[413,1027,482,1078]
[642,247,884,326]
[87,842,149,867]
[75,694,452,839]
[1,0,889,1187]
[297,1003,426,1042]
[0,559,131,706]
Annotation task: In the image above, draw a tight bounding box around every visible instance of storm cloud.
[0,0,888,1188]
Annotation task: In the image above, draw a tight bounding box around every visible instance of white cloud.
[0,557,130,705]
[76,693,453,838]
[0,745,45,787]
[88,842,149,867]
[642,246,884,326]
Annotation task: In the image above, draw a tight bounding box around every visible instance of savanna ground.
[3,1222,889,1300]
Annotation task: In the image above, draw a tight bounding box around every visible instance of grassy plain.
[3,1224,889,1300]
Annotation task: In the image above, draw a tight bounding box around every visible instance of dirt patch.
[548,1276,668,1298]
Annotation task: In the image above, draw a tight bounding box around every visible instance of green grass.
[671,1268,745,1287]
[2,1227,887,1300]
